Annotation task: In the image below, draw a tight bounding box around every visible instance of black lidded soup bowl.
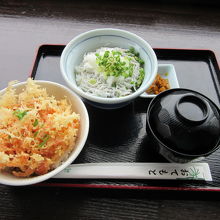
[146,88,220,163]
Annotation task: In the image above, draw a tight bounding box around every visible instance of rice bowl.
[0,80,89,186]
[60,28,158,109]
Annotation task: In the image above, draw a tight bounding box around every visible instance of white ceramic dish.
[60,28,158,109]
[140,64,179,98]
[0,80,89,186]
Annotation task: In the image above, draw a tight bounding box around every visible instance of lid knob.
[175,95,209,125]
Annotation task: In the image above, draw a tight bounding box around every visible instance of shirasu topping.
[75,47,145,98]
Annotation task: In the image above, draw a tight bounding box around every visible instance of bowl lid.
[147,88,220,156]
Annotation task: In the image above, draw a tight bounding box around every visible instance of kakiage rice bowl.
[0,80,89,186]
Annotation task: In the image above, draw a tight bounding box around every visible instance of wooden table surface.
[0,0,220,219]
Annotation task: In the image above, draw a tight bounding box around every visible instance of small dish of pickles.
[140,64,179,98]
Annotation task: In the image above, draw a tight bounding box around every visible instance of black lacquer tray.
[31,45,220,191]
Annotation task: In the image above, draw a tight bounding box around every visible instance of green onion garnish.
[96,48,144,81]
[38,134,50,148]
[89,79,97,85]
[13,110,28,120]
[33,119,39,127]
[33,131,39,137]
